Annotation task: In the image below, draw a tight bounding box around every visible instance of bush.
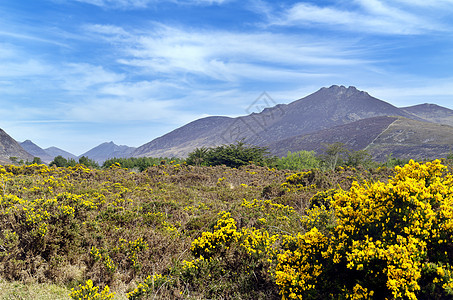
[276,160,453,299]
[276,150,320,171]
[69,279,114,300]
[102,157,182,171]
[186,141,276,168]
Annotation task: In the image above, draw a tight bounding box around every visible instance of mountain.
[365,117,453,161]
[244,85,419,146]
[20,140,77,163]
[267,115,453,161]
[133,116,234,158]
[44,147,78,161]
[80,141,136,163]
[20,140,54,163]
[0,130,34,163]
[402,103,453,127]
[133,85,433,158]
[267,116,399,157]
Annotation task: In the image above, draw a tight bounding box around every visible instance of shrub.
[186,141,276,168]
[275,160,453,299]
[69,279,114,300]
[276,150,321,171]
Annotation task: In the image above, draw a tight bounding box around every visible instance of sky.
[1,0,453,155]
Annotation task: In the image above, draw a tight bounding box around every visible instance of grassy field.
[1,161,452,299]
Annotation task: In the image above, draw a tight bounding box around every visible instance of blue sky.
[1,0,452,155]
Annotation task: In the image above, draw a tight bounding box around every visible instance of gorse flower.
[275,160,453,299]
[70,279,114,300]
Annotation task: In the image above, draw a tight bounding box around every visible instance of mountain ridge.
[5,85,453,163]
[0,131,34,163]
[80,141,136,163]
[20,140,77,163]
[132,85,445,159]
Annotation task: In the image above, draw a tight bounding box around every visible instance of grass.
[0,278,70,300]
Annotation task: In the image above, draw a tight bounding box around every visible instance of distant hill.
[20,140,54,163]
[12,85,453,164]
[44,147,78,161]
[365,117,453,161]
[133,85,442,159]
[402,103,453,127]
[267,116,399,157]
[245,85,420,146]
[0,130,34,163]
[20,140,77,163]
[80,141,136,163]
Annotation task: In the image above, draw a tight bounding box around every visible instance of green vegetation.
[1,158,453,299]
[30,142,422,173]
[276,150,320,171]
[102,156,183,171]
[49,155,99,168]
[186,141,276,168]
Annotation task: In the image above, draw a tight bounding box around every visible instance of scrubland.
[1,160,453,299]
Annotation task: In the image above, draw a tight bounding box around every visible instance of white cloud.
[99,80,182,97]
[392,0,453,8]
[365,78,453,106]
[73,0,231,8]
[0,60,52,77]
[74,0,151,8]
[269,1,447,35]
[86,23,370,85]
[57,63,126,92]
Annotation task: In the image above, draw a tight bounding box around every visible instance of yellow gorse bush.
[191,211,241,258]
[4,160,451,299]
[70,279,115,300]
[126,274,169,300]
[275,159,453,299]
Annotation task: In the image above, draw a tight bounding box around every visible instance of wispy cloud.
[269,0,448,35]
[73,0,231,8]
[85,23,371,85]
[73,0,151,8]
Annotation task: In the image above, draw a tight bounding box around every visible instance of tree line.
[14,141,431,171]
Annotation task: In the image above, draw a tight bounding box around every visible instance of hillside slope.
[0,130,34,163]
[134,85,429,158]
[365,117,453,161]
[267,116,398,157]
[402,103,453,127]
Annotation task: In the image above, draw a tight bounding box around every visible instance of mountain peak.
[80,141,136,163]
[319,85,367,96]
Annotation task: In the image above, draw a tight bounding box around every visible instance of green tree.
[49,155,68,167]
[276,150,321,170]
[186,141,275,168]
[186,147,209,166]
[345,149,373,168]
[383,153,411,168]
[319,142,348,170]
[102,157,183,171]
[78,156,99,168]
[32,157,42,164]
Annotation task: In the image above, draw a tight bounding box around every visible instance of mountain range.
[19,140,135,164]
[131,85,453,161]
[20,140,78,164]
[2,85,453,164]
